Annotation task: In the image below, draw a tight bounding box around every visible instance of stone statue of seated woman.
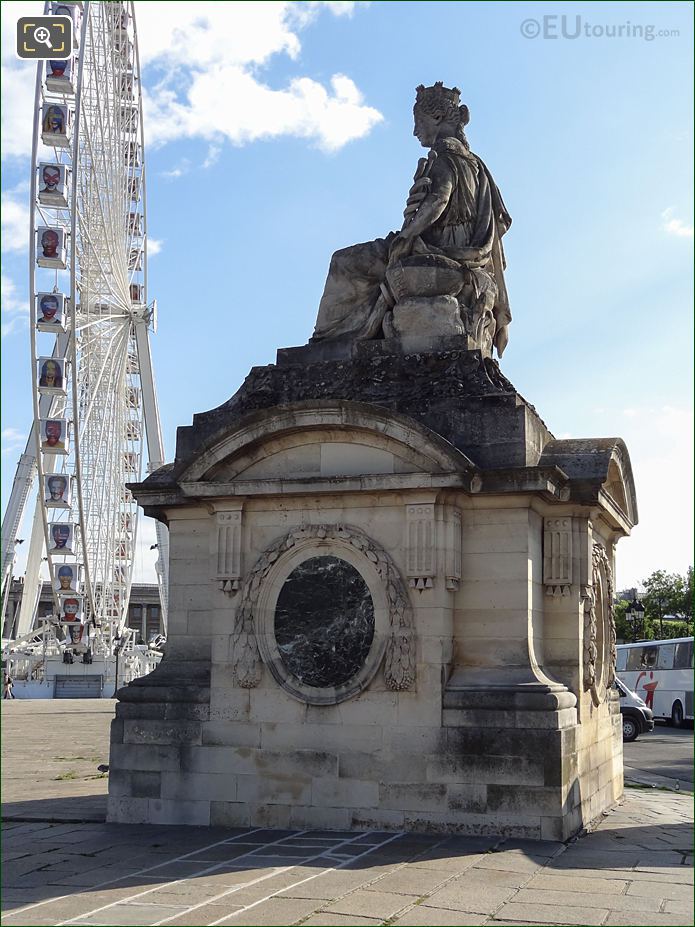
[311,82,512,359]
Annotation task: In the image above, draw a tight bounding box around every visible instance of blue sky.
[2,1,693,589]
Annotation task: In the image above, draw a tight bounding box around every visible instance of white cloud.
[137,2,301,68]
[1,426,26,456]
[293,1,364,26]
[1,2,380,164]
[145,69,382,153]
[1,273,28,336]
[137,1,382,153]
[311,1,364,15]
[1,3,39,160]
[661,207,694,238]
[160,158,191,180]
[148,238,163,256]
[202,145,221,169]
[1,188,30,252]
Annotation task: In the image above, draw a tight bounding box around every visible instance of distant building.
[2,581,163,642]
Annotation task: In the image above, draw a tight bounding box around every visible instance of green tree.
[641,569,692,637]
[614,599,632,643]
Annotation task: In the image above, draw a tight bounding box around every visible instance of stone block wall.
[110,702,583,837]
[110,397,634,837]
[109,485,623,839]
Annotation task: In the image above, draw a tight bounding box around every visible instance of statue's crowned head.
[413,82,470,148]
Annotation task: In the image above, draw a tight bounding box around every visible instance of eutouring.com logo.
[520,16,680,41]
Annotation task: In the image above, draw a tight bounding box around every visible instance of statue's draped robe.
[312,137,512,343]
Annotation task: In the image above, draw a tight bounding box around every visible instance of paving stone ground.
[1,699,110,822]
[2,701,693,926]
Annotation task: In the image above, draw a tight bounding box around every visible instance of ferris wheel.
[1,0,168,651]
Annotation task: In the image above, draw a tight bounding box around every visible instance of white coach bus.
[616,637,694,727]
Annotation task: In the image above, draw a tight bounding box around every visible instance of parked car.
[615,677,654,742]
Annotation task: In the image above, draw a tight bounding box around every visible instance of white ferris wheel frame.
[1,0,168,646]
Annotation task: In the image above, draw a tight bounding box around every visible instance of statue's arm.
[400,156,454,239]
[401,188,451,239]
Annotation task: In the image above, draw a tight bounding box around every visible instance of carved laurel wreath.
[231,524,416,693]
[582,542,616,703]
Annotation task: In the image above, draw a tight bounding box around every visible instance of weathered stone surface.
[323,888,419,919]
[168,350,547,474]
[392,296,465,350]
[392,907,486,926]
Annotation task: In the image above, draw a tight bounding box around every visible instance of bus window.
[641,646,658,668]
[674,640,693,670]
[616,649,627,672]
[657,644,675,670]
[626,648,643,671]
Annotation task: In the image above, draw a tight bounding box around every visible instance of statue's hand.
[408,176,431,197]
[403,177,431,223]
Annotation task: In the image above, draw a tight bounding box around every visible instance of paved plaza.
[2,701,693,927]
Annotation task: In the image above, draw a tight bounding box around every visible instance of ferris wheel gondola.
[1,0,169,657]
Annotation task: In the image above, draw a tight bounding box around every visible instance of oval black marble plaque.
[274,555,375,688]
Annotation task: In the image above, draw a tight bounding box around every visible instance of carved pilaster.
[405,503,436,590]
[543,516,572,597]
[445,507,462,591]
[213,505,244,595]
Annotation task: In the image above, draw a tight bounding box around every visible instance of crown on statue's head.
[415,82,462,120]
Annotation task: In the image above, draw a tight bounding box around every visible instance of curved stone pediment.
[177,401,477,485]
[539,437,638,528]
[214,433,422,481]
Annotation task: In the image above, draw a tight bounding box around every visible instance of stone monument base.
[392,296,464,352]
[108,343,635,838]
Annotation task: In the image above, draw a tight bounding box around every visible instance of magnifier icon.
[34,25,53,48]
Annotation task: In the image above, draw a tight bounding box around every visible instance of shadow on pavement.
[2,807,693,915]
[3,793,107,823]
